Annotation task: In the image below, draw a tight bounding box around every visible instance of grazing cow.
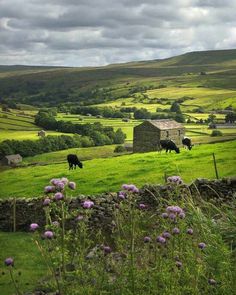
[182,137,193,150]
[160,140,180,154]
[67,154,83,170]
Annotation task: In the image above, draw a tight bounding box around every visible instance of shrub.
[114,145,126,153]
[211,130,223,137]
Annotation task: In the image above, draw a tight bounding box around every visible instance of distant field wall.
[0,177,235,232]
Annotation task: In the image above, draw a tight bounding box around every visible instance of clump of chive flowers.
[54,192,64,201]
[156,236,166,244]
[198,242,206,249]
[103,246,112,255]
[121,184,139,193]
[44,231,54,239]
[144,236,151,243]
[167,176,183,185]
[30,223,39,231]
[82,200,94,209]
[4,258,14,267]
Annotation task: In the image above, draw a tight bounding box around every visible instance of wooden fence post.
[212,153,219,179]
[13,197,16,232]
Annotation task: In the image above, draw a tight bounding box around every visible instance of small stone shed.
[133,119,185,153]
[0,154,22,166]
[38,130,46,137]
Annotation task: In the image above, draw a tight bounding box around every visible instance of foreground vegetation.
[0,140,235,199]
[1,177,235,294]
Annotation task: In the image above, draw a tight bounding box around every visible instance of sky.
[0,0,236,67]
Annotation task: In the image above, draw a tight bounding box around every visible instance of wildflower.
[44,231,54,239]
[103,246,112,254]
[179,212,186,219]
[169,213,176,220]
[144,236,151,243]
[54,192,64,201]
[198,242,206,249]
[121,184,139,193]
[55,181,65,191]
[43,198,51,206]
[156,236,166,244]
[44,186,55,193]
[208,279,217,285]
[187,228,193,235]
[50,178,60,186]
[82,200,94,209]
[61,177,69,185]
[139,203,146,210]
[68,181,76,190]
[75,215,83,221]
[52,221,60,227]
[176,261,182,269]
[122,184,129,190]
[118,191,125,200]
[172,227,180,235]
[162,231,171,239]
[167,176,183,185]
[166,206,183,214]
[161,212,168,219]
[4,258,14,267]
[30,223,39,231]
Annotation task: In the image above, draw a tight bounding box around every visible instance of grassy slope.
[0,140,235,199]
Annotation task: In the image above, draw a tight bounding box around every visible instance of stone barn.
[0,154,22,166]
[38,130,46,137]
[133,119,185,153]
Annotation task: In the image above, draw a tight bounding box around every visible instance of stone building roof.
[147,119,184,130]
[5,154,22,161]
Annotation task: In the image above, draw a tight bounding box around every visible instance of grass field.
[0,140,235,199]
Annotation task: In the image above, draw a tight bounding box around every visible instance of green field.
[0,140,235,199]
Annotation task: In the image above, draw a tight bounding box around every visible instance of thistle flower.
[179,212,186,219]
[55,181,65,191]
[161,212,168,219]
[169,213,176,220]
[50,178,60,186]
[75,215,83,221]
[44,231,54,239]
[52,221,60,227]
[144,236,151,243]
[61,177,69,185]
[30,223,39,231]
[43,198,51,206]
[118,191,125,200]
[44,186,55,193]
[139,203,146,210]
[187,228,193,235]
[121,184,139,193]
[4,258,14,267]
[167,176,183,185]
[103,246,112,254]
[208,279,217,285]
[156,236,166,244]
[68,181,76,190]
[54,192,64,201]
[198,242,206,249]
[172,227,180,235]
[162,231,171,239]
[82,200,94,209]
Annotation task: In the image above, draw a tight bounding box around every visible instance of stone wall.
[0,177,235,232]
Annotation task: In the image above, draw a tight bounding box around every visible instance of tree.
[170,102,181,113]
[134,108,151,119]
[225,112,236,123]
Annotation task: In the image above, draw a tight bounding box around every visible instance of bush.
[114,145,126,153]
[211,130,223,137]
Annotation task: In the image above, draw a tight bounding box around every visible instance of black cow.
[160,140,180,154]
[182,137,193,150]
[67,154,83,170]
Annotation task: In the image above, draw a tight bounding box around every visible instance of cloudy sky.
[0,0,236,66]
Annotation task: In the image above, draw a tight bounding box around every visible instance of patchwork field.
[0,140,235,199]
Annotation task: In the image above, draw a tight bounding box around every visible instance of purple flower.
[54,192,64,201]
[179,212,186,219]
[167,176,183,185]
[208,279,217,285]
[166,206,183,214]
[122,184,129,190]
[162,231,171,239]
[44,186,55,193]
[52,221,60,227]
[44,231,54,239]
[139,203,146,210]
[55,181,65,191]
[176,261,182,268]
[4,258,14,267]
[68,182,76,190]
[30,223,39,231]
[198,242,206,249]
[103,246,112,254]
[50,178,60,186]
[144,236,151,243]
[61,177,69,185]
[82,200,94,209]
[75,215,83,221]
[172,227,180,235]
[156,236,166,244]
[118,191,125,200]
[161,212,168,219]
[187,228,193,235]
[169,213,176,220]
[122,184,139,193]
[43,198,51,206]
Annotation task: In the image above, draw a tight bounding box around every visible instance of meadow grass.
[0,140,235,199]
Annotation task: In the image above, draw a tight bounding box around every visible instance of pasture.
[0,140,235,199]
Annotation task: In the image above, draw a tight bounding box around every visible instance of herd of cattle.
[67,137,193,170]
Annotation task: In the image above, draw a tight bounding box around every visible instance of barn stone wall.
[0,177,235,232]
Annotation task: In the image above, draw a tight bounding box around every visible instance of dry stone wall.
[0,177,235,232]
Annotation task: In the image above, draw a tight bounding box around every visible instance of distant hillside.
[0,49,236,110]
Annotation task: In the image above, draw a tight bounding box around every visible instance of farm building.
[0,154,22,166]
[38,130,46,137]
[133,119,185,153]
